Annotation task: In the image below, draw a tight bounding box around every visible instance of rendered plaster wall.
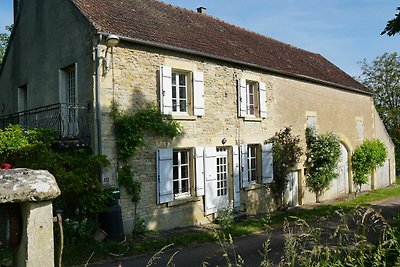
[100,43,388,231]
[0,0,95,142]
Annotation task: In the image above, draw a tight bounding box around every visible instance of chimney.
[13,0,22,23]
[196,7,206,14]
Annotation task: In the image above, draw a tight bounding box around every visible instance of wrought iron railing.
[0,103,90,146]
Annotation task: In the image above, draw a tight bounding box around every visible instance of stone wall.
[99,43,395,231]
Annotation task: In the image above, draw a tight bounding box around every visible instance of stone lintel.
[0,169,61,203]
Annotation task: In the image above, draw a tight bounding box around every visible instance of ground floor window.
[173,150,190,197]
[216,147,228,197]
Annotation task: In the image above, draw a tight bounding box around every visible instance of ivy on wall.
[111,104,182,232]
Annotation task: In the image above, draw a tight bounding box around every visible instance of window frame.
[171,70,190,114]
[238,78,267,118]
[172,149,192,198]
[246,81,258,116]
[247,144,260,184]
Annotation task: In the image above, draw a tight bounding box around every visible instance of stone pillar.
[0,169,61,267]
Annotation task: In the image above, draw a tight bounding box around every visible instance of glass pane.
[173,180,179,194]
[180,100,186,112]
[173,152,178,165]
[180,86,186,98]
[181,151,188,164]
[182,179,189,193]
[173,166,178,180]
[172,100,177,112]
[172,73,176,85]
[179,74,186,86]
[172,85,177,98]
[181,166,188,178]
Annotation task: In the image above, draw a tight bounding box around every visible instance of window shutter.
[238,79,247,117]
[356,120,364,140]
[240,144,249,188]
[195,147,205,196]
[204,147,218,215]
[262,143,273,184]
[157,148,174,204]
[259,82,267,118]
[160,65,172,115]
[193,71,205,116]
[232,145,241,208]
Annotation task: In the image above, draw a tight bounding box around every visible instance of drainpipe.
[95,35,103,156]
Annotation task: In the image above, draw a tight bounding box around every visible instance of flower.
[0,163,13,169]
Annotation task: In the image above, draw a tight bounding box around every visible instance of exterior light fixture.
[106,34,120,48]
[103,34,120,75]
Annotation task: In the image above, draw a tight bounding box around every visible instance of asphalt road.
[88,196,400,267]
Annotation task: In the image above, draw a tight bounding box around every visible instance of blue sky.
[1,0,398,77]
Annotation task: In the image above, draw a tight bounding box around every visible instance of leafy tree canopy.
[382,7,400,36]
[358,52,400,168]
[0,25,13,66]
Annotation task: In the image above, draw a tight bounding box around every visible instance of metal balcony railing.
[0,103,90,147]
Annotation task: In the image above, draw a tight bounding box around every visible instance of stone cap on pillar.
[0,169,61,203]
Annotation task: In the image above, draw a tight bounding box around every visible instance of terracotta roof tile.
[72,0,369,93]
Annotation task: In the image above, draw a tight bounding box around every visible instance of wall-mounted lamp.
[103,34,120,75]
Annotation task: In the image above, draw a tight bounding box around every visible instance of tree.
[352,139,387,195]
[358,52,400,168]
[266,126,303,210]
[305,127,341,203]
[382,7,400,36]
[0,25,13,66]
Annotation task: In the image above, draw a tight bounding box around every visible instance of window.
[238,79,267,118]
[307,115,317,130]
[173,150,191,197]
[240,143,273,188]
[247,145,258,183]
[172,72,189,113]
[216,147,228,197]
[160,65,204,116]
[59,64,78,137]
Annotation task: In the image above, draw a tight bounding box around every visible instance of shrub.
[305,127,341,203]
[352,139,387,194]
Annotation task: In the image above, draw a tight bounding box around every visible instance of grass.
[4,184,400,266]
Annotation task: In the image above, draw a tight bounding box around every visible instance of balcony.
[0,103,90,148]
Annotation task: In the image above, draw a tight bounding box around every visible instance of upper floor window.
[356,119,364,140]
[307,115,317,130]
[238,79,267,118]
[160,65,204,116]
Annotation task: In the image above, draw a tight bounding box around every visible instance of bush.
[305,127,341,203]
[352,139,387,194]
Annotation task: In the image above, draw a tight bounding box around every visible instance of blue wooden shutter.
[195,147,205,196]
[157,148,174,204]
[240,144,249,188]
[193,71,205,116]
[160,65,172,114]
[238,79,247,117]
[259,82,267,118]
[232,145,241,208]
[204,147,217,215]
[262,143,273,184]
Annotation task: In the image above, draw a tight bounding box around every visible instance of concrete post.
[0,169,61,267]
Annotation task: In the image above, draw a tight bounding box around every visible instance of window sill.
[243,117,263,122]
[172,114,197,121]
[244,183,264,191]
[167,196,201,207]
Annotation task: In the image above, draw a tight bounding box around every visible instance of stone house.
[0,0,395,232]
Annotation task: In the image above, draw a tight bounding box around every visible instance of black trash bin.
[99,191,125,242]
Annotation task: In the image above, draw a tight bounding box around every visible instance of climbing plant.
[304,127,341,203]
[266,126,303,210]
[352,139,387,195]
[111,104,182,232]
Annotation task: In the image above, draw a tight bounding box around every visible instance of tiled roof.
[72,0,369,93]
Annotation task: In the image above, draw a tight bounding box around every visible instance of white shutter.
[240,144,249,188]
[195,147,205,196]
[232,145,241,208]
[157,148,174,204]
[262,143,273,184]
[238,78,247,117]
[259,82,267,118]
[204,147,218,215]
[160,65,172,115]
[193,71,205,116]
